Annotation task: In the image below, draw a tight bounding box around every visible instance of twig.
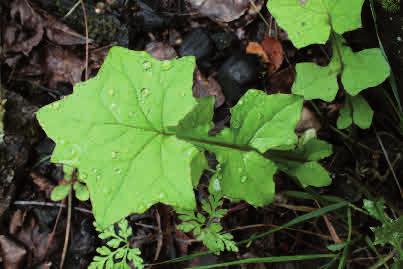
[45,204,64,256]
[13,200,92,214]
[80,0,89,80]
[374,128,403,198]
[59,189,73,269]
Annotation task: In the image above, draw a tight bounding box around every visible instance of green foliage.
[363,199,403,262]
[267,0,364,48]
[377,0,400,12]
[37,47,333,227]
[89,219,144,269]
[292,34,390,102]
[337,95,374,129]
[177,194,238,254]
[268,0,390,129]
[269,133,333,187]
[50,172,90,202]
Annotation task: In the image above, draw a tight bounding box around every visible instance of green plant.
[36,47,332,228]
[363,199,403,266]
[89,219,144,269]
[50,168,90,202]
[268,0,390,129]
[377,0,400,12]
[177,193,238,254]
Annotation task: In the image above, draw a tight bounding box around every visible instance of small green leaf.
[373,216,403,246]
[73,182,90,201]
[50,184,71,201]
[363,199,389,223]
[267,0,365,48]
[341,47,391,96]
[327,242,347,252]
[284,161,332,187]
[292,57,341,102]
[337,95,374,129]
[292,35,390,101]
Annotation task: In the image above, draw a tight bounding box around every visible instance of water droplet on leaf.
[213,178,221,191]
[161,60,172,71]
[143,61,152,71]
[111,151,118,159]
[141,88,150,97]
[241,176,247,183]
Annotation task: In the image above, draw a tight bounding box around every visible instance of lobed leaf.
[292,35,390,102]
[267,0,365,48]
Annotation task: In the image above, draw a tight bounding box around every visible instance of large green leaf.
[267,0,364,48]
[37,47,203,227]
[178,90,303,206]
[292,35,390,101]
[37,47,331,227]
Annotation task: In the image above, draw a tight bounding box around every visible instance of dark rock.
[216,53,261,104]
[132,0,167,32]
[179,28,214,60]
[211,31,238,51]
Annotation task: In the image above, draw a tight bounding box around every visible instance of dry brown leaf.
[13,216,56,266]
[268,66,295,93]
[296,106,322,134]
[30,172,55,197]
[246,42,269,63]
[0,235,27,269]
[19,45,84,88]
[193,70,225,108]
[187,0,261,23]
[261,37,284,73]
[145,42,178,60]
[4,0,44,56]
[9,210,26,235]
[44,16,89,46]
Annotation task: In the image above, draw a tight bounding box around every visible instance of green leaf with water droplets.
[179,90,304,206]
[267,0,365,48]
[37,47,203,227]
[36,47,329,227]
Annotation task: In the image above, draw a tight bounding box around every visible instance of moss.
[377,0,400,13]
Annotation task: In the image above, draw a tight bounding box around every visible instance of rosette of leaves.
[268,0,390,129]
[363,199,403,266]
[89,219,144,269]
[177,194,238,254]
[36,47,332,227]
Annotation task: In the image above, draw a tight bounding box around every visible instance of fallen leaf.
[30,172,55,197]
[9,210,26,235]
[145,42,178,60]
[13,216,56,266]
[4,0,44,56]
[43,14,89,46]
[193,70,225,107]
[268,66,295,93]
[18,45,84,88]
[296,106,322,134]
[0,235,27,269]
[246,42,269,62]
[261,37,284,73]
[187,0,262,23]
